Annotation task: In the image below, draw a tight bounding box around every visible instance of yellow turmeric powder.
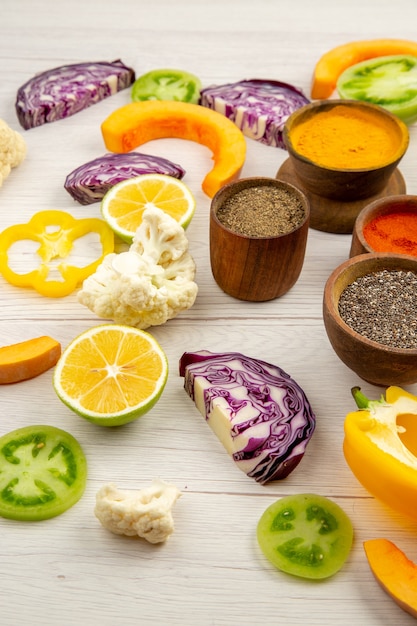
[290,105,402,169]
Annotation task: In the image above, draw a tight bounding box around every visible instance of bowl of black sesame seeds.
[323,252,417,386]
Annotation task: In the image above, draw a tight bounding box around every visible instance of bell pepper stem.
[351,386,370,409]
[351,386,387,411]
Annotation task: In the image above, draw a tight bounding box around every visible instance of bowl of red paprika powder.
[350,194,417,258]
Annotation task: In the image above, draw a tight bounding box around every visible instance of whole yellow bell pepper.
[344,386,417,521]
[0,210,114,297]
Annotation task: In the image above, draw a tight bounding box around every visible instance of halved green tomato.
[257,493,354,580]
[337,55,417,124]
[0,425,87,521]
[131,68,202,104]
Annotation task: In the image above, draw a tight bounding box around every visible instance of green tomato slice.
[337,55,417,124]
[0,425,87,521]
[131,68,202,104]
[257,493,354,580]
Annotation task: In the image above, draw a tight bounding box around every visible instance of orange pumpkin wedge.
[101,101,247,198]
[311,38,417,99]
[0,336,61,384]
[364,538,417,619]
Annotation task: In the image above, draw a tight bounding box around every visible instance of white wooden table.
[2,1,417,624]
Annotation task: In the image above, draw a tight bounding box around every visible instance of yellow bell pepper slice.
[0,210,114,297]
[344,386,417,521]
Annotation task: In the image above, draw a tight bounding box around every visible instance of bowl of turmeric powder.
[283,100,409,202]
[350,194,417,258]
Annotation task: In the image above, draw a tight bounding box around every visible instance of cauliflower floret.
[94,479,182,544]
[0,119,26,187]
[78,206,198,329]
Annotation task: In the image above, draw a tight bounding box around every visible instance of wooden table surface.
[2,1,417,624]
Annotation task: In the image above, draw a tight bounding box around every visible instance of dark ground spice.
[338,269,417,349]
[216,186,306,237]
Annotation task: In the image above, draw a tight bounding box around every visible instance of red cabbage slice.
[179,350,316,484]
[64,152,186,205]
[200,79,309,148]
[15,60,135,130]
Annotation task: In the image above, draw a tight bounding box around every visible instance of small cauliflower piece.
[0,119,26,187]
[94,479,182,544]
[78,206,198,329]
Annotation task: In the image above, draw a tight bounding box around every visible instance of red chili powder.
[363,211,417,256]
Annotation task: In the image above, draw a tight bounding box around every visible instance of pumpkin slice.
[0,336,61,384]
[101,101,247,198]
[364,538,417,619]
[311,38,417,99]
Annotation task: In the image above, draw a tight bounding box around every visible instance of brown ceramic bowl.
[210,177,309,301]
[283,100,409,201]
[350,194,417,257]
[323,253,417,386]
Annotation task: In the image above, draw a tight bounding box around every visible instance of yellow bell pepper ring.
[0,210,114,297]
[344,385,417,521]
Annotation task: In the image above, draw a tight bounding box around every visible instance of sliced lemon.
[100,173,196,242]
[53,324,168,427]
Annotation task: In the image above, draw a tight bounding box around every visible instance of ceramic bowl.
[350,194,417,257]
[323,252,417,386]
[210,177,309,301]
[283,100,409,202]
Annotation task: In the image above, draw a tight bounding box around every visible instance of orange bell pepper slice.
[0,210,114,297]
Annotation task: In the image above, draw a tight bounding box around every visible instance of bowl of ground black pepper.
[323,252,417,386]
[277,100,409,234]
[210,177,309,301]
[350,195,417,257]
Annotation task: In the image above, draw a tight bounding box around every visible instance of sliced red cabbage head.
[199,79,309,148]
[179,350,316,484]
[65,152,186,205]
[15,60,135,130]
